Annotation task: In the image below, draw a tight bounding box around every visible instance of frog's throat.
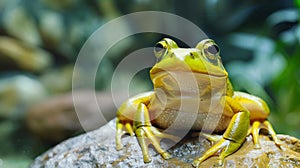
[150,70,227,81]
[151,70,228,98]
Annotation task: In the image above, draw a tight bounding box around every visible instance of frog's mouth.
[151,70,228,99]
[151,70,228,94]
[150,69,227,79]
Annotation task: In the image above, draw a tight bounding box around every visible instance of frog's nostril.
[190,52,195,59]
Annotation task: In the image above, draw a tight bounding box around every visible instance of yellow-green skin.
[116,38,281,167]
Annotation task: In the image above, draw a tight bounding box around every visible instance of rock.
[30,119,300,168]
[0,36,52,72]
[26,90,119,142]
[0,75,47,119]
[39,11,65,48]
[39,65,73,94]
[3,6,42,45]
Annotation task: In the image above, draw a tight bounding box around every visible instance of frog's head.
[150,38,228,80]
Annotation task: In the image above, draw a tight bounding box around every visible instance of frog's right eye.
[154,38,178,61]
[154,43,166,55]
[154,42,167,61]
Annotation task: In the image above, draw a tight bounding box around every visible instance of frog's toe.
[192,138,242,167]
[116,142,124,150]
[161,151,172,160]
[250,120,282,149]
[199,132,222,144]
[262,120,282,147]
[125,122,135,136]
[254,143,261,149]
[192,159,201,168]
[116,119,135,150]
[149,126,181,142]
[116,121,125,150]
[136,126,172,162]
[249,121,262,149]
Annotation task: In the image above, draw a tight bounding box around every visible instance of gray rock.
[0,75,47,119]
[30,119,300,168]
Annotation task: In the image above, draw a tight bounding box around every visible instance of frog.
[115,38,281,167]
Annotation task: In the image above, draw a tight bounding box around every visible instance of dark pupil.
[207,45,219,55]
[154,43,165,53]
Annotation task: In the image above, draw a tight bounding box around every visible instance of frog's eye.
[196,39,221,63]
[204,43,220,63]
[206,44,219,55]
[154,38,178,61]
[154,43,166,55]
[154,42,167,61]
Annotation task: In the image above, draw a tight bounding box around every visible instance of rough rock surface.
[30,119,300,168]
[26,90,118,142]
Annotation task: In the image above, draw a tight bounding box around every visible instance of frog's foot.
[248,120,282,149]
[199,132,222,144]
[116,103,180,163]
[135,103,180,162]
[116,118,135,150]
[193,110,250,167]
[135,125,180,163]
[192,137,243,167]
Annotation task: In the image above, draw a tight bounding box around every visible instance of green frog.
[115,38,281,167]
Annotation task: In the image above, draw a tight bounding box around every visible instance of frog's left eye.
[206,44,219,55]
[204,44,220,63]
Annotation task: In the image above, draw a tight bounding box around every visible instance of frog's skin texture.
[115,38,281,167]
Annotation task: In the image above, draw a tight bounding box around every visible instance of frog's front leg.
[233,91,282,148]
[116,94,179,163]
[116,117,134,150]
[192,97,250,167]
[134,103,178,162]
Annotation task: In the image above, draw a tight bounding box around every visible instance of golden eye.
[154,42,166,61]
[204,44,220,63]
[154,38,178,62]
[206,44,219,55]
[154,43,165,55]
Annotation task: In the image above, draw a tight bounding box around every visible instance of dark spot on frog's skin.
[190,52,195,59]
